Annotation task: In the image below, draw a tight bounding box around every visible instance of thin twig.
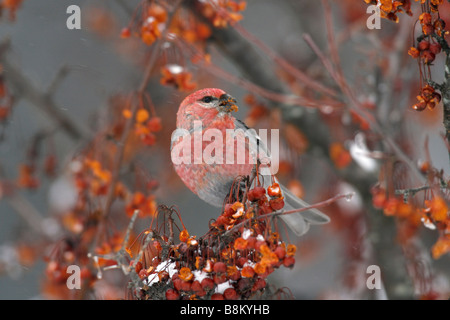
[442,54,450,162]
[224,192,353,236]
[121,209,141,251]
[232,22,339,98]
[101,0,183,221]
[303,33,427,186]
[5,193,49,238]
[183,39,341,109]
[395,184,448,201]
[0,39,89,141]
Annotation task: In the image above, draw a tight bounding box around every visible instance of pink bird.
[171,88,329,236]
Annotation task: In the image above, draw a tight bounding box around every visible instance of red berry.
[283,256,295,268]
[223,288,238,300]
[197,289,207,297]
[215,215,231,227]
[421,50,435,64]
[134,261,143,274]
[213,261,226,273]
[173,278,182,291]
[412,101,427,111]
[80,268,92,280]
[254,240,266,251]
[252,277,267,291]
[236,256,248,268]
[433,92,442,103]
[211,293,224,300]
[269,197,285,211]
[429,43,441,55]
[165,288,179,300]
[147,117,162,132]
[237,278,251,292]
[418,40,430,51]
[138,269,148,279]
[260,203,273,214]
[229,268,241,281]
[247,186,266,202]
[274,246,286,259]
[191,280,202,292]
[201,277,215,291]
[214,273,228,284]
[180,280,192,291]
[141,133,156,146]
[223,204,236,217]
[158,271,169,282]
[422,24,434,35]
[120,27,131,38]
[246,237,256,249]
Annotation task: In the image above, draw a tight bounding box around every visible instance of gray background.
[0,0,448,299]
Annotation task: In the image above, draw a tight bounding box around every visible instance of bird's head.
[177,88,238,129]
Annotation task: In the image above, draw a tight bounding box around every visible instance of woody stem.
[443,54,450,162]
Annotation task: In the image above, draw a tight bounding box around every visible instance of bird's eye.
[201,96,214,103]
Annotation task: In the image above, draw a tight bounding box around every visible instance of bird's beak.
[218,94,238,113]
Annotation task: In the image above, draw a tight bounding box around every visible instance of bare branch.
[0,39,90,141]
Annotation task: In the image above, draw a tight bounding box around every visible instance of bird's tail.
[278,184,330,236]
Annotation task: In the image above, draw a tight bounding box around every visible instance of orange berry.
[408,47,420,58]
[267,183,281,197]
[120,27,131,38]
[136,108,149,123]
[179,267,194,281]
[179,229,189,243]
[241,265,255,278]
[419,13,432,25]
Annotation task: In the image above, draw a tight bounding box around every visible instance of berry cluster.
[371,184,450,259]
[120,2,167,46]
[408,39,442,65]
[411,84,441,111]
[406,2,448,111]
[128,181,298,300]
[363,0,413,22]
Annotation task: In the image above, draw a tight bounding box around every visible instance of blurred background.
[0,0,449,299]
